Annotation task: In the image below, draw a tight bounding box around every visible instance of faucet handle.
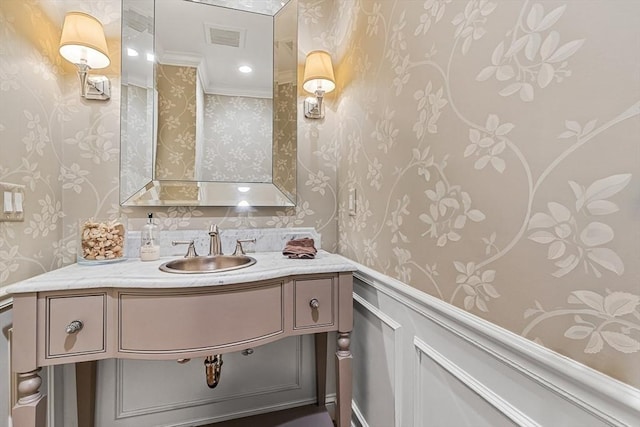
[172,240,198,258]
[232,239,256,256]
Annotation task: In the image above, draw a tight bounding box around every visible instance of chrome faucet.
[208,224,222,256]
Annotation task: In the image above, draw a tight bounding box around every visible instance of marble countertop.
[5,251,356,294]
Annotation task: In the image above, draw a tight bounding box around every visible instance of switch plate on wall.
[0,182,25,222]
[348,188,357,216]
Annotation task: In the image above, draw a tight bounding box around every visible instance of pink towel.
[283,237,317,259]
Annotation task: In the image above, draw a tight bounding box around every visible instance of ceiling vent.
[123,8,153,33]
[205,24,246,48]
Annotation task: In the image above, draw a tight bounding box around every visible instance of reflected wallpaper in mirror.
[120,0,297,207]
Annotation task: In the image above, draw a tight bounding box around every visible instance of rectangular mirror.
[120,0,297,207]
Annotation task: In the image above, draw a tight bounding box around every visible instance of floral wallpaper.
[152,63,290,189]
[1,0,638,390]
[156,64,197,181]
[273,82,298,200]
[200,93,273,183]
[0,0,68,284]
[303,0,639,386]
[120,83,153,201]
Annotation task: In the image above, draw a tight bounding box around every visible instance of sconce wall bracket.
[84,75,111,100]
[304,97,321,119]
[75,64,110,100]
[304,90,325,119]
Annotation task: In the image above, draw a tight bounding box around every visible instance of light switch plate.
[0,182,25,222]
[348,188,357,216]
[3,191,11,214]
[14,191,24,213]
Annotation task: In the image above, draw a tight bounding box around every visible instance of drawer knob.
[309,298,320,309]
[65,320,83,334]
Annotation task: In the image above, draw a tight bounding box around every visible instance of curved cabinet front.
[118,281,285,356]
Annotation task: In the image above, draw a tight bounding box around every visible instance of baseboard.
[351,401,369,427]
[0,295,12,312]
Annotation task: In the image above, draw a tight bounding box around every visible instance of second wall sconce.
[302,50,335,119]
[59,11,111,101]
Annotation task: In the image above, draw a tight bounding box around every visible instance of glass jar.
[77,218,126,264]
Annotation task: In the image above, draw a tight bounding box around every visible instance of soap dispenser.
[140,213,160,261]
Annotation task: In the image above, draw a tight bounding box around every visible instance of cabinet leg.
[12,368,47,427]
[315,332,328,406]
[76,361,97,427]
[335,331,352,427]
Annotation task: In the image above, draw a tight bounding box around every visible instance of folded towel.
[283,237,317,259]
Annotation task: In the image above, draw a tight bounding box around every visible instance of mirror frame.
[119,0,297,207]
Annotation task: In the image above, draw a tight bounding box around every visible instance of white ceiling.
[154,1,274,97]
[122,0,296,98]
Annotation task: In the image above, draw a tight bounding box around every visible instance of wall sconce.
[59,11,111,101]
[302,50,335,119]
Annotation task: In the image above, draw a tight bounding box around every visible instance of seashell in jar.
[79,219,125,262]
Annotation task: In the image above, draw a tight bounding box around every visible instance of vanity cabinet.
[9,260,354,427]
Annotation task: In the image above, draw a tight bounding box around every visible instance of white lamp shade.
[59,11,110,69]
[302,50,335,94]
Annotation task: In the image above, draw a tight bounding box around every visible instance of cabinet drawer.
[294,277,335,329]
[45,294,106,358]
[118,282,284,353]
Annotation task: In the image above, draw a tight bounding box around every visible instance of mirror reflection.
[120,0,297,207]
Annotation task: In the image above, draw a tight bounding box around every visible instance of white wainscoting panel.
[352,293,402,427]
[413,336,529,427]
[352,265,640,427]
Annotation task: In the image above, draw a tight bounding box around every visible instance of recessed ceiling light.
[237,186,250,192]
[127,48,139,57]
[238,65,252,73]
[146,53,155,62]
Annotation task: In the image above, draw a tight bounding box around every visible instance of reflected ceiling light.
[59,11,111,100]
[146,53,155,62]
[302,50,335,119]
[127,47,139,56]
[237,200,250,207]
[238,65,252,73]
[237,186,251,193]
